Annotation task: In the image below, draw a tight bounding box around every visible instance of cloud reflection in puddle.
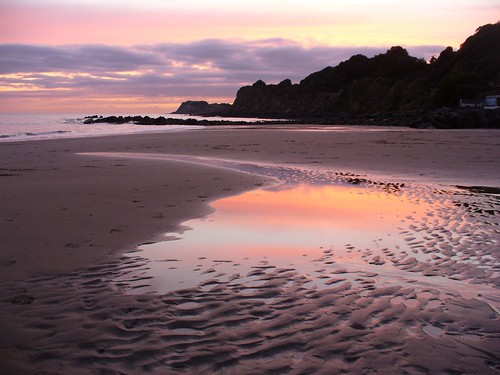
[130,183,430,294]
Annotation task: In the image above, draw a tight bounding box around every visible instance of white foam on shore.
[0,113,277,142]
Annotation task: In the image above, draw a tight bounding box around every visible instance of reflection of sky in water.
[129,183,430,294]
[183,184,420,256]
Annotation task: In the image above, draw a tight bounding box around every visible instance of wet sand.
[0,126,499,374]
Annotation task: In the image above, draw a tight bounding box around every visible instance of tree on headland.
[172,22,500,127]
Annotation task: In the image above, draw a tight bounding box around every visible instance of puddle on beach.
[122,183,434,294]
[4,152,498,374]
[87,153,498,308]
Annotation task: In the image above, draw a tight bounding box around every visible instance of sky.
[0,0,498,114]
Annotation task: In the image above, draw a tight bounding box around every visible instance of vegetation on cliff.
[231,23,499,117]
[175,22,500,127]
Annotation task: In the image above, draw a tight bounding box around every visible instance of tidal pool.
[124,183,434,294]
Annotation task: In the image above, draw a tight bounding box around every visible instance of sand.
[0,126,499,374]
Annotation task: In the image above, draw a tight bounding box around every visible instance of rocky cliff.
[174,23,500,127]
[232,47,429,117]
[173,100,232,116]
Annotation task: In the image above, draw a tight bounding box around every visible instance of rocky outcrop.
[232,47,429,117]
[425,108,500,129]
[230,22,499,120]
[173,100,232,116]
[231,79,299,117]
[83,115,293,126]
[173,23,500,128]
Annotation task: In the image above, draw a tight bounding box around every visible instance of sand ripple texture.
[1,174,499,374]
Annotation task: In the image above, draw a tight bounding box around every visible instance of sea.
[0,113,267,142]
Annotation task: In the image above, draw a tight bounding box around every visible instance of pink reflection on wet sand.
[132,183,430,293]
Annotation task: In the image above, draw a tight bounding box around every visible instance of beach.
[1,126,499,374]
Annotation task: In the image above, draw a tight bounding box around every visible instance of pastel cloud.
[0,39,446,113]
[1,0,498,113]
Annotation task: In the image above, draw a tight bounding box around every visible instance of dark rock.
[173,100,232,116]
[174,100,211,114]
[427,107,500,128]
[178,23,500,128]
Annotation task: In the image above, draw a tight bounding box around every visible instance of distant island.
[174,23,500,128]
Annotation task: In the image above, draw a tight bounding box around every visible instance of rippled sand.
[0,127,499,374]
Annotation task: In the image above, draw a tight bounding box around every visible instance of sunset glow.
[213,184,427,233]
[136,183,433,293]
[0,0,498,113]
[161,183,429,260]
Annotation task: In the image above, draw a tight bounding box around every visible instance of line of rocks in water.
[83,115,293,126]
[84,114,417,127]
[84,107,500,128]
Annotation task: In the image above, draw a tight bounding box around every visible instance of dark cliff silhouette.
[175,23,500,128]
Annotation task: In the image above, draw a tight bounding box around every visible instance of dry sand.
[0,126,499,374]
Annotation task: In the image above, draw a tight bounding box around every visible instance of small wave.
[62,118,85,124]
[0,114,205,142]
[24,130,70,136]
[0,130,71,141]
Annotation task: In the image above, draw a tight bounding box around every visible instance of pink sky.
[0,0,498,113]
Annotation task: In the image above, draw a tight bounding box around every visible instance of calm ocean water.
[0,113,266,142]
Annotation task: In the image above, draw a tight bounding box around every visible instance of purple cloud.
[0,39,446,106]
